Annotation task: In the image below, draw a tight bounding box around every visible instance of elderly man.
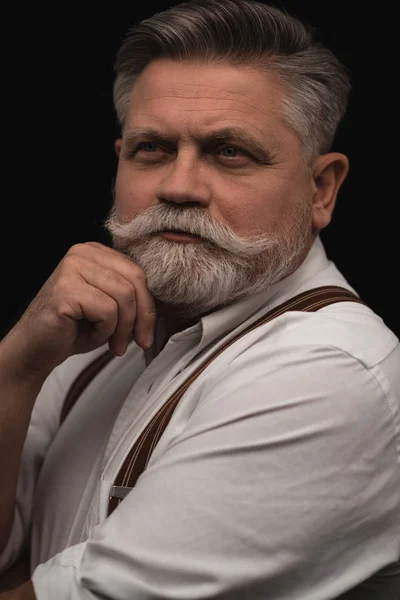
[0,1,399,598]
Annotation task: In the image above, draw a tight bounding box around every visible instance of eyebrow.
[123,126,276,161]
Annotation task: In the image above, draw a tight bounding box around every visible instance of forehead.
[126,59,292,139]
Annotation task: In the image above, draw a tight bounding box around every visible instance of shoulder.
[218,299,398,375]
[197,301,400,439]
[280,301,398,369]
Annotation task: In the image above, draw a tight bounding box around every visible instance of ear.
[311,152,349,233]
[114,139,122,157]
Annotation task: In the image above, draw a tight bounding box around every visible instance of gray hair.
[113,0,351,164]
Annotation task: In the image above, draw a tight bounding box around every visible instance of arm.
[0,338,46,554]
[0,242,156,560]
[29,343,400,599]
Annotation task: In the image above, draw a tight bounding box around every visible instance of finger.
[68,244,157,350]
[71,259,139,355]
[56,280,119,349]
[130,275,157,350]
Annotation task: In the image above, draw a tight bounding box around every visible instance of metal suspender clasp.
[110,485,133,500]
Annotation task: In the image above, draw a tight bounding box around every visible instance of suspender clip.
[110,485,133,500]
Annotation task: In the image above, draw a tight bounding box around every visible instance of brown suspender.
[59,349,115,425]
[59,285,365,515]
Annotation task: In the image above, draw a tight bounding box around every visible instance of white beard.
[105,201,312,318]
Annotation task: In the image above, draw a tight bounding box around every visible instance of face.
[107,59,344,316]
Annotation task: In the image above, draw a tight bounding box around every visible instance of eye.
[129,141,252,166]
[136,142,161,153]
[218,145,245,158]
[215,145,252,166]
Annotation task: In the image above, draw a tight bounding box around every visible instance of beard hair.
[104,200,312,318]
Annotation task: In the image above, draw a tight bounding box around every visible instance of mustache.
[104,204,277,257]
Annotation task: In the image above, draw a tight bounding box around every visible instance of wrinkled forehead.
[129,59,285,120]
[124,59,302,158]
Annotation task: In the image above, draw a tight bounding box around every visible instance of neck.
[155,300,202,339]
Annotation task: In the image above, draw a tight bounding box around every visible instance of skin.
[0,59,349,596]
[114,59,348,246]
[113,59,348,333]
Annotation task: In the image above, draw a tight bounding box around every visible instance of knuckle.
[68,243,87,256]
[100,268,116,283]
[102,296,118,316]
[52,276,75,299]
[102,269,130,292]
[56,300,75,318]
[120,280,137,301]
[100,270,137,302]
[61,253,80,272]
[101,292,118,313]
[52,280,66,298]
[86,241,106,253]
[68,241,100,258]
[131,265,147,284]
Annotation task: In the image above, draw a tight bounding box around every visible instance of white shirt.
[1,237,399,599]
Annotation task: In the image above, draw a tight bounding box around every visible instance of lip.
[159,231,202,243]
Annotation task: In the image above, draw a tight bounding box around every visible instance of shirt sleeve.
[0,349,106,575]
[31,343,400,599]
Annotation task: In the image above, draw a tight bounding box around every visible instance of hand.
[5,242,156,379]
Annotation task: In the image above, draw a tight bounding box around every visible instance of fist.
[9,242,156,375]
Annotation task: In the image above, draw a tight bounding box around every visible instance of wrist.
[0,327,54,395]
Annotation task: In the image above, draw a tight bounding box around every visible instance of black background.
[6,1,398,338]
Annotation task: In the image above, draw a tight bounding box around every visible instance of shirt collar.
[148,236,331,360]
[198,236,330,351]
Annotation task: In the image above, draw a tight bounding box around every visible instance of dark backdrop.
[8,1,397,339]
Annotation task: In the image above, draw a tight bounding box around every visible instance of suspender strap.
[60,349,114,425]
[106,285,365,515]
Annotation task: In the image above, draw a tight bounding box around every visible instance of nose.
[156,151,211,208]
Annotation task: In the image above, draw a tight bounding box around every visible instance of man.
[0,0,399,598]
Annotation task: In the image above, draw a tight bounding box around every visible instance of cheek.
[210,197,271,236]
[214,184,291,235]
[114,167,156,220]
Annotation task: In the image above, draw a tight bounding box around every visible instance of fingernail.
[116,342,127,356]
[143,332,153,348]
